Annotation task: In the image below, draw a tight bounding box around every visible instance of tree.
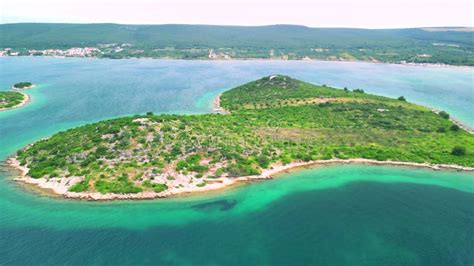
[450,124,460,132]
[451,146,466,156]
[439,111,450,119]
[397,96,406,101]
[257,155,270,168]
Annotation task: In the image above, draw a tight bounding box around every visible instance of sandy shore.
[6,157,474,201]
[0,92,30,111]
[212,93,229,114]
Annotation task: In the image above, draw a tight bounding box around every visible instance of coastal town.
[0,45,111,57]
[0,43,459,65]
[0,45,238,59]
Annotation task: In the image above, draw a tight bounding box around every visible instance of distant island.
[8,75,473,200]
[12,82,34,89]
[0,23,473,66]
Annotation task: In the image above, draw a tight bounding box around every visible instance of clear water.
[0,57,473,265]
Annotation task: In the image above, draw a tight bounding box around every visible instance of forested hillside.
[1,23,473,65]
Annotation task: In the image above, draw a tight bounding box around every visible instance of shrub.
[215,168,224,177]
[439,111,450,119]
[190,165,208,173]
[94,179,143,194]
[450,124,460,132]
[176,160,188,171]
[153,183,168,193]
[68,181,89,192]
[397,96,406,101]
[95,146,108,157]
[196,182,207,187]
[451,146,466,156]
[226,163,260,177]
[257,155,270,168]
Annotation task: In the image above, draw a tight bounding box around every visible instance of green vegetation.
[13,82,33,89]
[451,146,466,156]
[95,173,143,194]
[439,111,450,119]
[68,181,89,192]
[1,24,473,65]
[143,180,168,193]
[16,75,474,195]
[0,91,25,109]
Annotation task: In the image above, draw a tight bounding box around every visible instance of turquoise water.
[0,57,473,265]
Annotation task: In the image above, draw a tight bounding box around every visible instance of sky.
[1,0,473,28]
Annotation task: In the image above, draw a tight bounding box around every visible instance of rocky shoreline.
[6,157,474,201]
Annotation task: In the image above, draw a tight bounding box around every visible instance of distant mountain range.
[1,23,473,65]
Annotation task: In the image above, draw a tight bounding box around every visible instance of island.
[0,91,29,111]
[8,75,474,200]
[12,82,34,89]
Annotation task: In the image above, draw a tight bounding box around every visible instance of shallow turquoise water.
[0,58,473,265]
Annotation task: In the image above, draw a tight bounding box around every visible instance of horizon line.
[1,22,473,30]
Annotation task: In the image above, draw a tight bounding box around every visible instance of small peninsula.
[0,91,29,111]
[0,82,35,111]
[9,76,474,200]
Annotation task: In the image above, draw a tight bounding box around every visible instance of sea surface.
[0,57,473,265]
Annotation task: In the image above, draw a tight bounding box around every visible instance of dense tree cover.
[16,76,474,194]
[13,82,33,89]
[0,91,25,109]
[1,24,473,65]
